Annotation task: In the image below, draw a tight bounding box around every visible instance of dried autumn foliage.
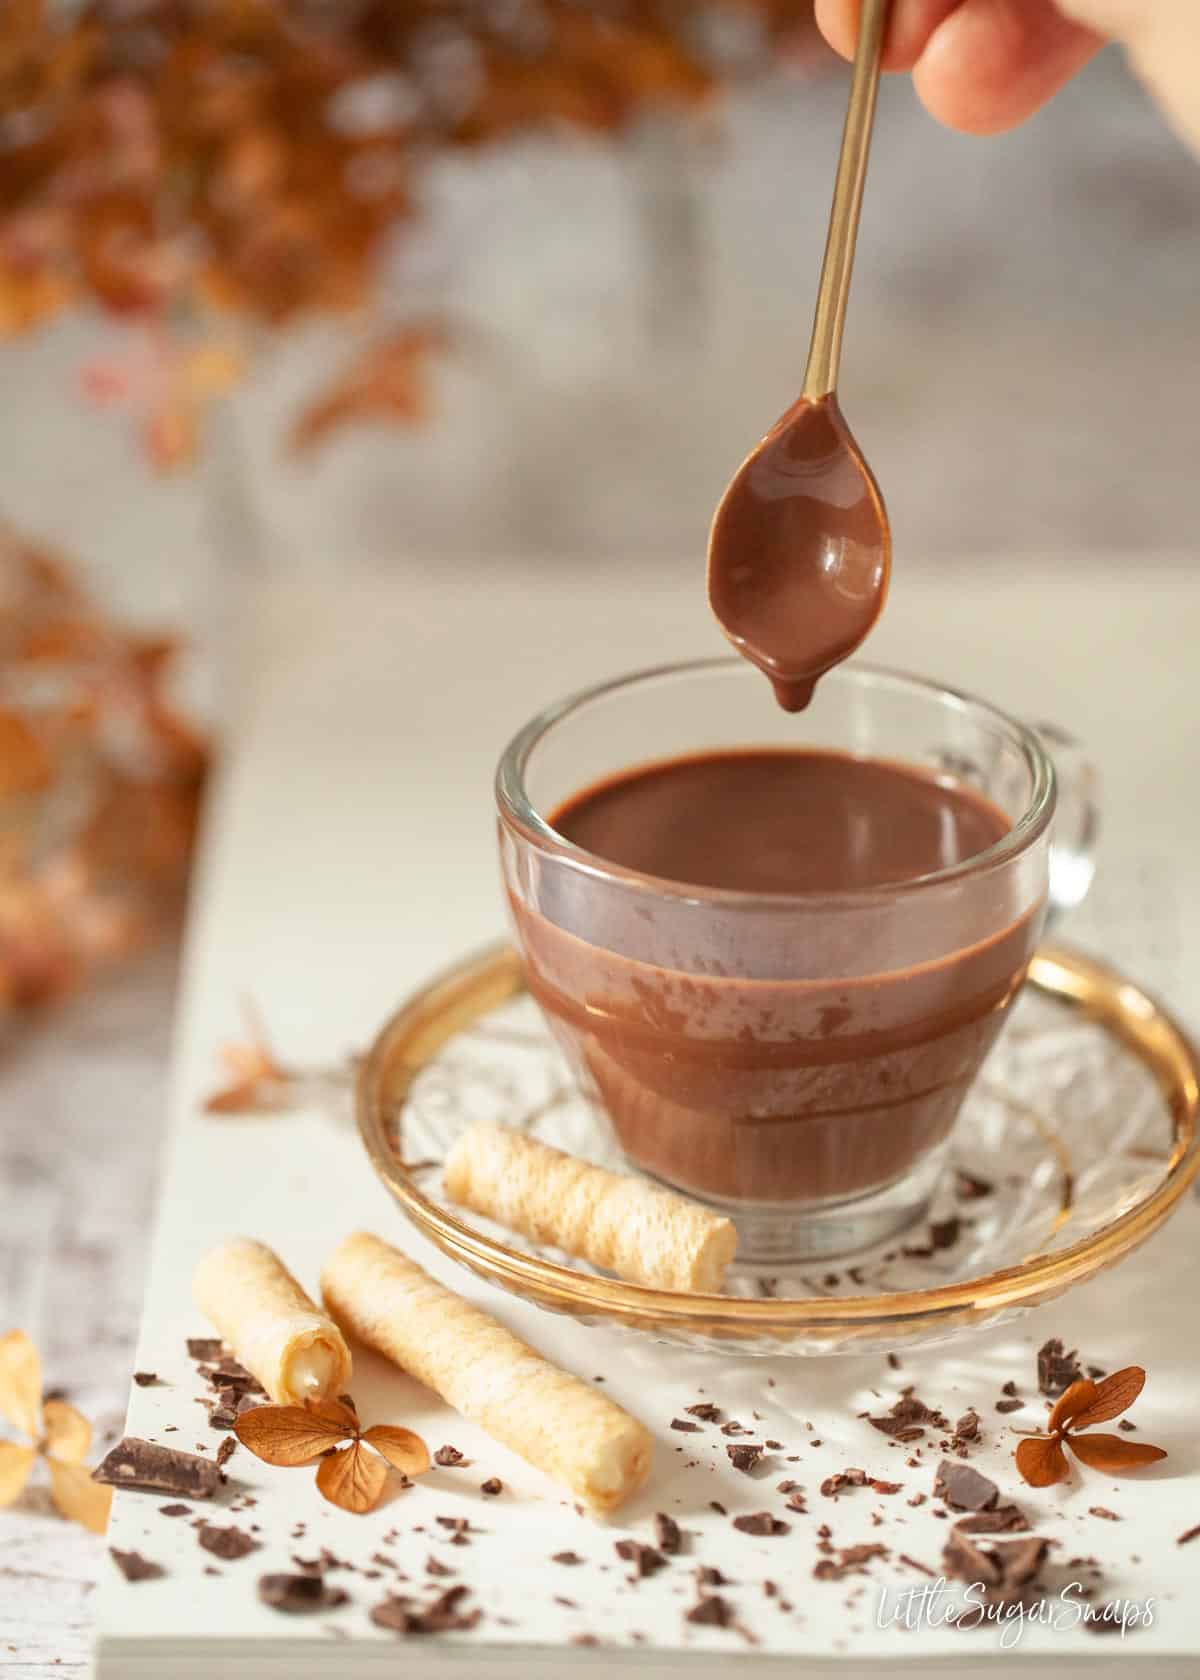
[1014,1366,1167,1489]
[0,521,207,1016]
[235,1395,430,1514]
[0,0,825,463]
[0,1329,113,1533]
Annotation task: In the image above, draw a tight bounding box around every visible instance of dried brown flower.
[234,1396,430,1514]
[0,1329,113,1533]
[1014,1367,1167,1488]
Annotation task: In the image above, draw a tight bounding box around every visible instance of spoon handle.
[802,0,890,402]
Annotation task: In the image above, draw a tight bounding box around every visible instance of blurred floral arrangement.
[0,520,207,1015]
[0,0,823,468]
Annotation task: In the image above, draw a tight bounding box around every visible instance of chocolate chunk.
[820,1467,867,1498]
[259,1573,348,1613]
[685,1402,720,1421]
[995,1399,1024,1414]
[1119,1419,1137,1432]
[954,1410,980,1441]
[615,1540,666,1578]
[732,1512,788,1536]
[686,1594,734,1627]
[1001,1380,1018,1397]
[110,1548,164,1582]
[954,1169,993,1200]
[132,1372,160,1388]
[186,1338,223,1361]
[726,1443,764,1474]
[813,1543,888,1581]
[93,1437,222,1500]
[933,1459,999,1512]
[899,1553,935,1576]
[869,1479,903,1495]
[785,1490,808,1512]
[552,1551,583,1565]
[670,1418,701,1432]
[371,1585,480,1635]
[215,1437,236,1470]
[197,1523,260,1561]
[158,1503,190,1517]
[433,1445,466,1467]
[653,1512,682,1555]
[1037,1337,1082,1397]
[696,1565,728,1587]
[943,1531,1048,1604]
[719,1420,749,1436]
[480,1478,502,1496]
[426,1556,455,1578]
[1088,1507,1120,1521]
[954,1504,1028,1534]
[929,1217,961,1249]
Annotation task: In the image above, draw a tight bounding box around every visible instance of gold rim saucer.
[357,943,1200,1352]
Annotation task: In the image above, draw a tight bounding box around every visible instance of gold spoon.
[708,0,892,712]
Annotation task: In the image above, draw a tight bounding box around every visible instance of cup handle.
[1032,721,1100,925]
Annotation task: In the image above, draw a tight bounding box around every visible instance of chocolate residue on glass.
[707,395,889,711]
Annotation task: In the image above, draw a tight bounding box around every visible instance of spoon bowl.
[707,393,890,711]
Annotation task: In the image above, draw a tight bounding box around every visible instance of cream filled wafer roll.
[193,1237,352,1405]
[443,1122,737,1293]
[321,1231,651,1514]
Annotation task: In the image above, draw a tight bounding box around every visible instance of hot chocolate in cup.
[496,661,1096,1264]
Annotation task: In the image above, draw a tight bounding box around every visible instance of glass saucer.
[357,942,1199,1355]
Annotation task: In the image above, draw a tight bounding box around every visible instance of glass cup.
[496,660,1097,1263]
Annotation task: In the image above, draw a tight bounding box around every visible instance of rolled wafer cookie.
[193,1237,352,1405]
[443,1122,737,1292]
[321,1231,651,1514]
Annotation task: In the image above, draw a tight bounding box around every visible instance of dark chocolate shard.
[1037,1337,1082,1397]
[259,1572,349,1613]
[954,1504,1029,1534]
[685,1402,720,1421]
[929,1217,961,1249]
[371,1585,480,1635]
[995,1399,1024,1414]
[110,1548,164,1582]
[686,1594,734,1627]
[132,1372,161,1388]
[215,1437,236,1470]
[726,1443,764,1474]
[93,1438,222,1500]
[696,1565,727,1588]
[480,1477,502,1496]
[615,1539,666,1578]
[197,1522,260,1561]
[732,1512,788,1537]
[653,1512,682,1554]
[670,1418,701,1433]
[186,1338,223,1361]
[933,1459,999,1513]
[552,1551,583,1565]
[433,1445,465,1467]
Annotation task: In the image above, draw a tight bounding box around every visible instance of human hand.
[814,1,1200,153]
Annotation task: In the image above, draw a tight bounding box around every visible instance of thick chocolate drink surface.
[512,749,1040,1208]
[550,748,1006,895]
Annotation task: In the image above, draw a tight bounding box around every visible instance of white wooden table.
[4,553,1196,1676]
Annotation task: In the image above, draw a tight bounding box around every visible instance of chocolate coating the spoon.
[707,394,890,710]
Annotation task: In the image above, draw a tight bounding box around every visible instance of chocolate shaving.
[785,1490,808,1512]
[933,1459,999,1512]
[197,1523,260,1561]
[870,1478,903,1495]
[820,1468,868,1498]
[371,1585,480,1635]
[215,1437,236,1470]
[813,1543,888,1581]
[1037,1337,1083,1397]
[954,1504,1029,1534]
[426,1556,455,1577]
[727,1443,765,1474]
[480,1478,502,1496]
[158,1503,190,1517]
[132,1372,161,1387]
[433,1445,466,1467]
[259,1573,348,1613]
[186,1338,223,1361]
[653,1512,682,1555]
[696,1565,728,1587]
[110,1548,164,1582]
[1088,1507,1120,1521]
[899,1553,935,1576]
[1177,1524,1200,1547]
[995,1398,1024,1414]
[93,1437,222,1500]
[685,1402,721,1421]
[615,1540,666,1578]
[552,1551,583,1565]
[670,1418,701,1433]
[732,1512,788,1536]
[686,1594,734,1626]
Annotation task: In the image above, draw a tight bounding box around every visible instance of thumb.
[1054,0,1200,151]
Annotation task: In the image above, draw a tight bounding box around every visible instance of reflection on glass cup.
[497,661,1096,1262]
